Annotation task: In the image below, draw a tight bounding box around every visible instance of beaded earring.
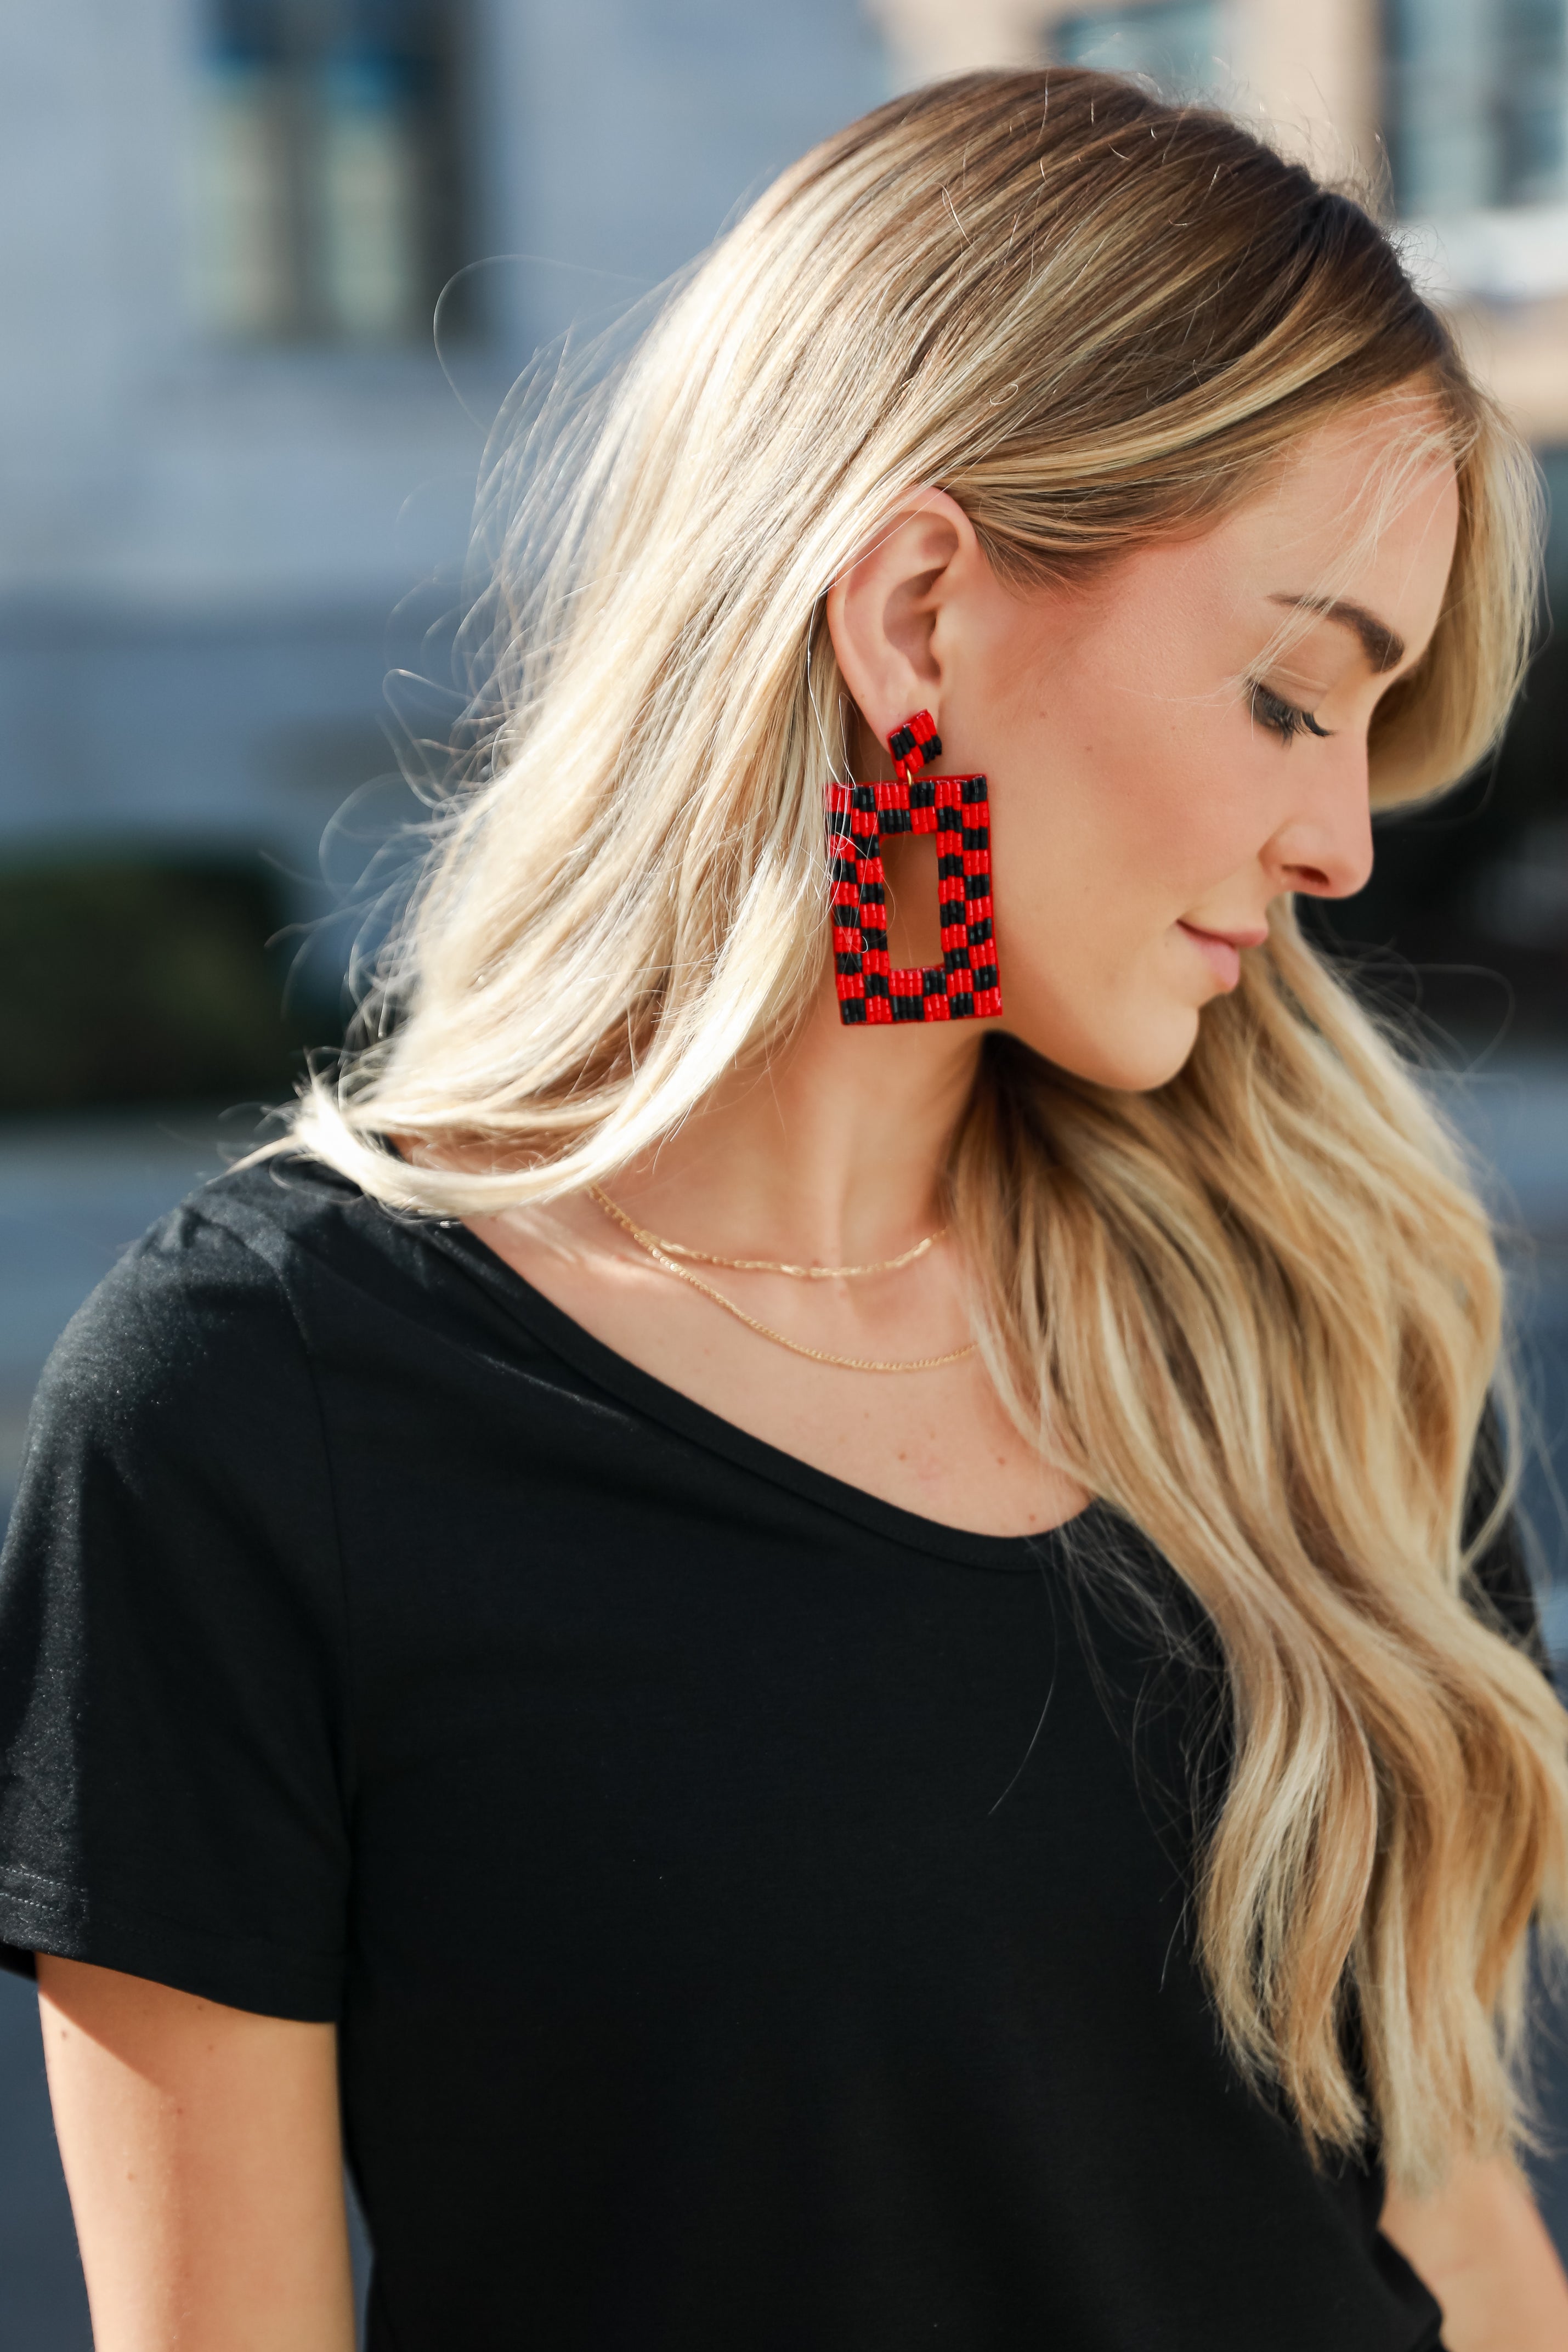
[826,709,1002,1025]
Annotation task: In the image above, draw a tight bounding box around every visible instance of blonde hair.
[288,71,1568,2189]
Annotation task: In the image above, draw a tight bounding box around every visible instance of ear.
[825,488,985,758]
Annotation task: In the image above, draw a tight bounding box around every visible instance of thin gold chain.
[588,1186,977,1375]
[590,1188,947,1279]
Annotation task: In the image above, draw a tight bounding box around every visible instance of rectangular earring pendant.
[825,710,1001,1027]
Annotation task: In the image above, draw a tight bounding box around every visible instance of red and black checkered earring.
[825,709,1002,1026]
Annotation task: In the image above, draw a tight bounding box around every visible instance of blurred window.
[188,0,468,344]
[1052,2,1223,97]
[1386,0,1568,214]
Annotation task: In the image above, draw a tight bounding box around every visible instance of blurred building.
[2,0,1565,1100]
[877,0,1568,444]
[0,0,886,1021]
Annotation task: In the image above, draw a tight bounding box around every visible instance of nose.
[1263,748,1375,903]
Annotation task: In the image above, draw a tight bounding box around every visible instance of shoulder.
[41,1154,363,1370]
[21,1157,375,1496]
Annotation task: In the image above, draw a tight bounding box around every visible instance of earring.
[826,709,1002,1026]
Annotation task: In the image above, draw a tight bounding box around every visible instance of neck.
[607,982,985,1265]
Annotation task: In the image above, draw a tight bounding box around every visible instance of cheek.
[995,664,1259,933]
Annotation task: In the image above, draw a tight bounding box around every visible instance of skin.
[40,403,1568,2347]
[37,1957,353,2351]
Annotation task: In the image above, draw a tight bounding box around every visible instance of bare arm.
[1383,2157,1568,2352]
[37,1954,355,2352]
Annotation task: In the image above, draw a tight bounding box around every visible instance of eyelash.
[1249,682,1331,745]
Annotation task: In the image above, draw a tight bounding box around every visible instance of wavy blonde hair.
[289,71,1568,2189]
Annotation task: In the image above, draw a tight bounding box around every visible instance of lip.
[1177,920,1267,990]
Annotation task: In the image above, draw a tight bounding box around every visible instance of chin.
[1012,1003,1202,1095]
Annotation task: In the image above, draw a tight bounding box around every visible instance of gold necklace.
[588,1186,977,1376]
[592,1193,946,1280]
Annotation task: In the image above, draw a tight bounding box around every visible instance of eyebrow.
[1267,592,1406,675]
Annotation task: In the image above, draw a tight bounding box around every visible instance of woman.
[3,67,1567,2352]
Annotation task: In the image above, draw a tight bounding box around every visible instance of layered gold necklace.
[588,1186,977,1375]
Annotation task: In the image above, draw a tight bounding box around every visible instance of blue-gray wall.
[0,0,889,893]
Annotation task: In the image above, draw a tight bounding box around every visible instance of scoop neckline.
[412,1208,1098,1575]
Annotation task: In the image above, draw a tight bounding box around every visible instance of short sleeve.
[0,1200,352,2020]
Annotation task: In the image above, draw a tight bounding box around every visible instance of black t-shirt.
[0,1160,1539,2349]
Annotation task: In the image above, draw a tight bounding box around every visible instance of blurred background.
[2,0,1567,2339]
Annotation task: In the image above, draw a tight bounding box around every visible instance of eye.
[1249,682,1331,745]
